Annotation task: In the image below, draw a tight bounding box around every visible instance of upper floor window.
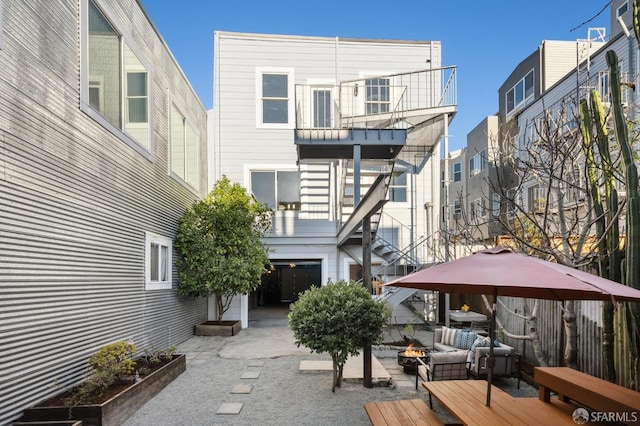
[506,69,534,116]
[470,198,484,221]
[453,199,462,219]
[365,78,390,114]
[389,171,407,203]
[145,232,172,290]
[170,104,199,191]
[469,149,487,178]
[251,169,300,211]
[618,1,629,17]
[83,0,151,153]
[453,162,462,182]
[256,68,294,128]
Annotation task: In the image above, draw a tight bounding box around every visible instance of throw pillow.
[467,336,491,364]
[441,326,457,346]
[455,331,478,350]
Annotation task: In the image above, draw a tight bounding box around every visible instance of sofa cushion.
[430,350,469,366]
[441,326,458,346]
[455,331,478,350]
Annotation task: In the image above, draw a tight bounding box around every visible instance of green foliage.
[174,176,272,321]
[288,279,390,391]
[65,341,136,408]
[142,344,178,366]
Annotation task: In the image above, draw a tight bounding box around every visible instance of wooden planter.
[194,320,241,336]
[22,354,186,426]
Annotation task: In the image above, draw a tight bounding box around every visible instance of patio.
[121,308,535,426]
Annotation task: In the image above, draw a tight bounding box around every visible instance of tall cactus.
[606,49,640,388]
[590,90,621,285]
[581,93,619,382]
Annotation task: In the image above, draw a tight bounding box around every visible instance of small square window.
[145,232,172,290]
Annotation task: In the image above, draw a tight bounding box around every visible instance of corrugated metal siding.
[0,0,207,424]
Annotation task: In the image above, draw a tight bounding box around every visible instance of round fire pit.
[397,348,429,374]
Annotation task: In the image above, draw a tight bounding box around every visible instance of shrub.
[288,279,390,391]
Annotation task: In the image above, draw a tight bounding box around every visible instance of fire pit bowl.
[397,345,429,374]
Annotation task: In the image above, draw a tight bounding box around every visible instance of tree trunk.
[526,313,549,367]
[216,295,224,322]
[563,301,578,368]
[331,356,344,392]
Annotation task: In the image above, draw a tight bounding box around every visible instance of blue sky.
[141,1,611,151]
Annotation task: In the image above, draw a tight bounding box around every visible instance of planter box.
[195,320,241,336]
[22,354,186,426]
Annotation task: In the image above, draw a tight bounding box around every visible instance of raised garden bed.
[21,354,186,426]
[195,320,241,336]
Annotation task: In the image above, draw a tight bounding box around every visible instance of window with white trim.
[256,68,294,128]
[170,103,199,191]
[453,199,462,220]
[251,169,300,211]
[469,149,487,178]
[145,232,172,290]
[389,171,407,203]
[453,162,461,182]
[617,1,629,17]
[470,198,484,221]
[506,69,534,116]
[365,78,390,114]
[82,0,151,153]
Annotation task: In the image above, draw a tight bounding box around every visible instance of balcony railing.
[295,66,457,139]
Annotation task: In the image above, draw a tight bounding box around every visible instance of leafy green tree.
[174,176,272,321]
[288,280,390,391]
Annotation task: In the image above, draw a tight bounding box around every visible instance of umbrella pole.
[486,287,498,406]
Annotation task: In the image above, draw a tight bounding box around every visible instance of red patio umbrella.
[384,246,640,406]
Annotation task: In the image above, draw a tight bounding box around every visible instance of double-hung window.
[170,104,199,191]
[453,162,461,182]
[256,68,294,128]
[82,0,151,154]
[389,171,407,203]
[145,232,172,290]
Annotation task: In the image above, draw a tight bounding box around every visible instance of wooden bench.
[535,367,640,418]
[364,399,445,426]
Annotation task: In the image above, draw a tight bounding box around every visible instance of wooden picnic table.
[363,399,444,426]
[535,366,640,422]
[422,380,594,425]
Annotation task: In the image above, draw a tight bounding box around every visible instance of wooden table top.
[422,380,594,426]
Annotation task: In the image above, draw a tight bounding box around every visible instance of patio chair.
[469,319,491,336]
[415,351,470,409]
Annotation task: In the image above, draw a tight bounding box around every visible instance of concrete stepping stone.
[248,360,266,367]
[240,371,261,379]
[216,402,243,415]
[231,384,253,394]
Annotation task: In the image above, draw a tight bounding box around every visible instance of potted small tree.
[174,176,272,335]
[288,280,390,391]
